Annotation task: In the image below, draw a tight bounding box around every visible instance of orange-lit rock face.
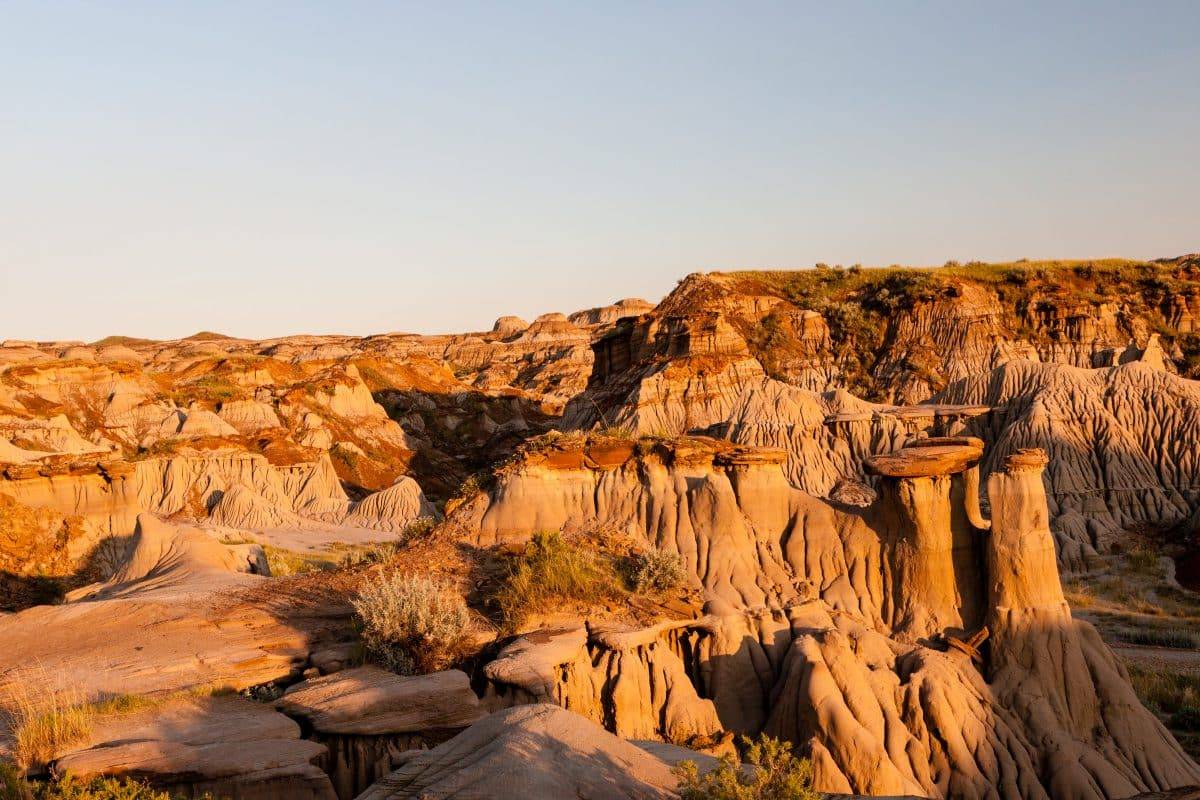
[4,261,1200,800]
[456,437,1200,799]
[864,437,984,477]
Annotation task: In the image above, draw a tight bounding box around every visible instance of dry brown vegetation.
[1065,543,1200,758]
[0,671,159,772]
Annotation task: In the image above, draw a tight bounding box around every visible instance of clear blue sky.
[2,1,1198,342]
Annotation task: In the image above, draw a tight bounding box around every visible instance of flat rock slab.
[865,438,983,478]
[277,667,485,736]
[53,695,336,800]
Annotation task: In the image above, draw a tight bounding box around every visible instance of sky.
[2,1,1198,342]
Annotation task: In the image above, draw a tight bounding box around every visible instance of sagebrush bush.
[627,550,686,594]
[494,531,622,631]
[352,573,470,674]
[674,734,818,800]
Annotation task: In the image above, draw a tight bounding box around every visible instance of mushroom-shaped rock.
[867,437,988,639]
[353,704,678,800]
[984,448,1200,797]
[864,436,983,477]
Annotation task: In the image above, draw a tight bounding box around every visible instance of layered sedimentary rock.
[935,359,1200,568]
[0,449,435,584]
[561,276,992,501]
[456,434,885,612]
[51,696,336,800]
[355,704,679,800]
[482,623,724,745]
[560,266,1200,568]
[0,515,351,703]
[277,667,485,799]
[344,477,438,532]
[461,436,1200,798]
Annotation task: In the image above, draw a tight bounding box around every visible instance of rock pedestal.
[866,437,987,639]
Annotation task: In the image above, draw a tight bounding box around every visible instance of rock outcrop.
[460,436,1200,798]
[935,359,1200,568]
[0,515,350,703]
[51,696,336,800]
[354,704,679,800]
[277,668,485,799]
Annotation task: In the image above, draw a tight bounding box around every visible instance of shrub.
[0,762,32,800]
[352,573,470,675]
[263,546,332,577]
[1125,547,1163,577]
[339,541,402,570]
[674,734,819,800]
[595,425,633,439]
[1117,628,1198,650]
[626,550,686,594]
[401,516,436,542]
[33,775,174,800]
[494,531,622,631]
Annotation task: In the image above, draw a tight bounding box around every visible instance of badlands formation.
[2,258,1200,798]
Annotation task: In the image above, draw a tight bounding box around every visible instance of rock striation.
[458,435,1200,799]
[51,696,336,800]
[934,359,1200,568]
[354,704,679,800]
[277,667,485,799]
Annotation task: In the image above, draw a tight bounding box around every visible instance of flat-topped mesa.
[867,436,988,640]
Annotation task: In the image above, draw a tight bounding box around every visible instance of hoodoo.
[865,436,988,639]
[452,434,1200,798]
[5,258,1200,799]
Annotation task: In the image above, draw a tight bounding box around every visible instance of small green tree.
[673,735,818,800]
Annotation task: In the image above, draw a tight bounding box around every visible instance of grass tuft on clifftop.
[494,531,624,632]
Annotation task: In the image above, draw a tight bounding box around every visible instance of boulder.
[353,704,678,800]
